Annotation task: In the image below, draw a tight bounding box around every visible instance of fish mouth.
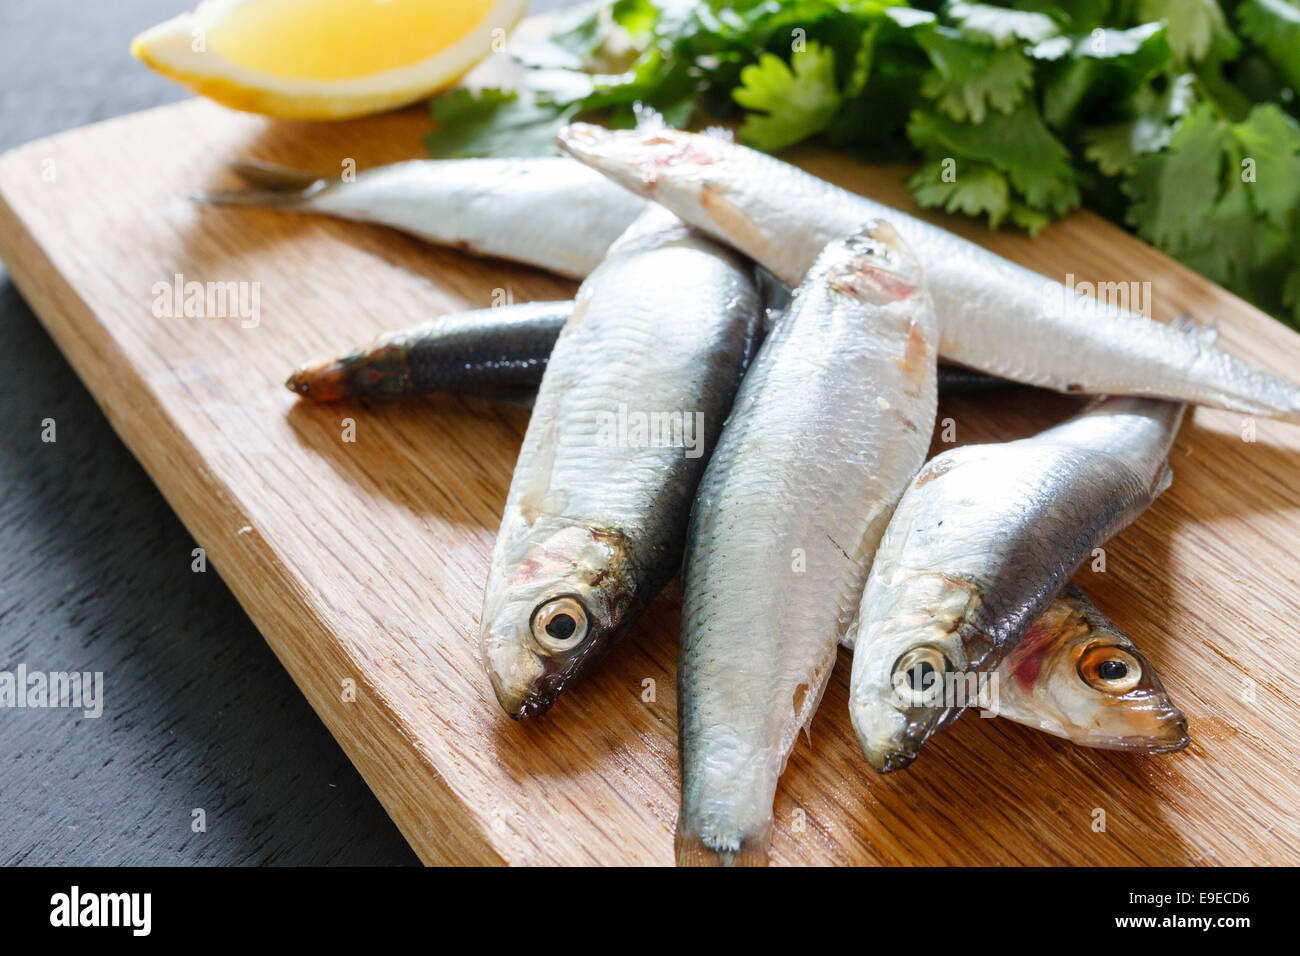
[854,706,956,773]
[286,357,349,400]
[480,524,646,719]
[873,749,919,774]
[1155,715,1192,753]
[852,654,964,772]
[555,122,606,157]
[557,123,719,193]
[830,222,922,304]
[1089,713,1191,754]
[484,644,569,720]
[498,684,560,721]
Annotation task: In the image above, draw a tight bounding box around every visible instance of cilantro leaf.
[1137,0,1238,63]
[426,88,576,159]
[1123,102,1227,248]
[918,28,1035,122]
[1118,97,1297,288]
[908,160,1013,227]
[733,42,842,150]
[909,104,1081,215]
[944,2,1060,46]
[1036,23,1172,128]
[1008,201,1053,235]
[1229,103,1300,228]
[1121,101,1297,290]
[1082,73,1196,175]
[1237,0,1300,90]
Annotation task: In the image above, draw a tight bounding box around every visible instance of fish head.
[480,522,643,719]
[823,221,924,306]
[557,123,727,203]
[849,571,989,772]
[994,594,1189,753]
[556,123,785,266]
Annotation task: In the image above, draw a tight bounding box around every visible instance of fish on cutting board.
[841,583,1190,753]
[286,300,571,401]
[199,157,646,280]
[480,205,762,719]
[987,584,1189,752]
[676,222,938,866]
[847,320,1213,772]
[557,123,1300,423]
[286,301,1016,403]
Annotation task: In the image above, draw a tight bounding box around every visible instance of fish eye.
[1078,644,1142,694]
[530,597,589,654]
[890,645,951,707]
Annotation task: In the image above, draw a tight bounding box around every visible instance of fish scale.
[201,157,648,280]
[285,300,571,401]
[479,205,762,719]
[558,124,1300,422]
[849,388,1196,773]
[676,222,939,867]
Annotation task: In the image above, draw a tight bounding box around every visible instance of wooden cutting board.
[2,93,1299,866]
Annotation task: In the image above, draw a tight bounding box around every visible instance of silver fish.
[840,584,1189,752]
[557,124,1300,422]
[988,584,1189,753]
[286,301,1011,403]
[480,206,761,718]
[677,222,938,866]
[199,158,646,280]
[847,323,1211,771]
[285,301,572,401]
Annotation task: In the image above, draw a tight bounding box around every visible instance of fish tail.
[1169,315,1300,423]
[194,159,329,207]
[673,823,770,867]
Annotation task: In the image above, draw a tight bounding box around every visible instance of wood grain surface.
[1,93,1298,865]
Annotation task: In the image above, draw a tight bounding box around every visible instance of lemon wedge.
[131,0,528,120]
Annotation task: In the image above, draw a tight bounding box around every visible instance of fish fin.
[194,160,329,207]
[1171,312,1220,347]
[839,612,860,651]
[1153,462,1174,499]
[674,826,770,867]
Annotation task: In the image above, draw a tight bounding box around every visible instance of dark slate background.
[0,0,568,866]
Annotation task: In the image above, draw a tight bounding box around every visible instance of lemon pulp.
[208,0,498,80]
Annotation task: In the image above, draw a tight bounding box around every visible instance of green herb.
[733,42,842,150]
[425,88,579,158]
[425,0,1300,327]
